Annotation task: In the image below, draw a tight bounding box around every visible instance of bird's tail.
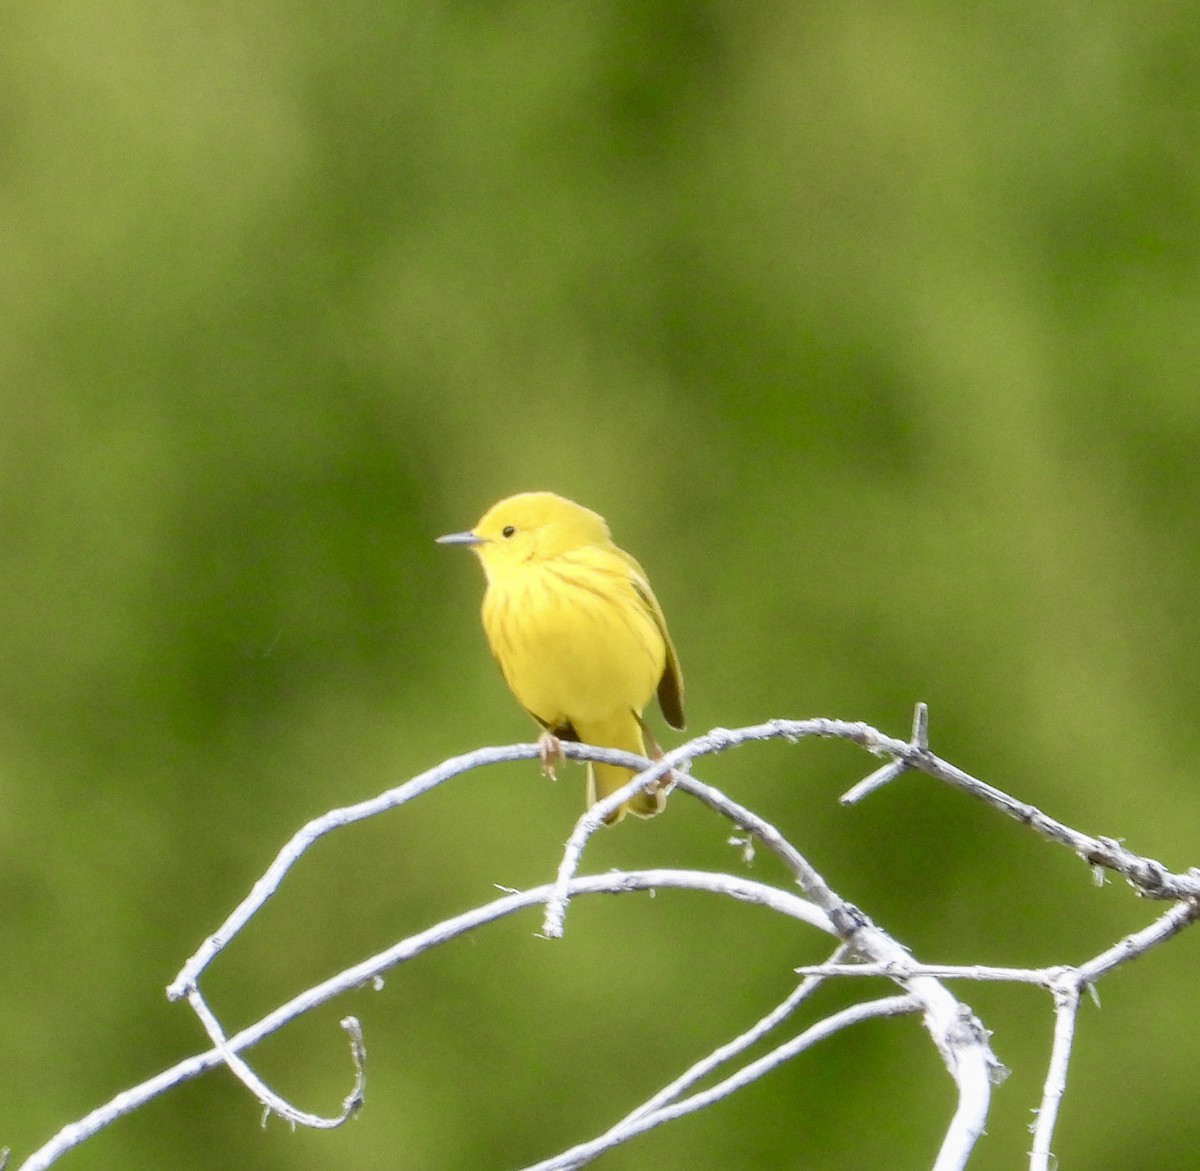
[581,710,668,825]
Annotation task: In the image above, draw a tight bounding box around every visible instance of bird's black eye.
[502,525,516,538]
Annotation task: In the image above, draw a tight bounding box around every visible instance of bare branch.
[534,718,1200,901]
[536,751,1001,1171]
[1029,973,1080,1171]
[520,994,921,1171]
[1077,897,1200,983]
[622,945,852,1129]
[20,871,831,1171]
[168,718,1199,1011]
[185,989,365,1130]
[542,761,849,940]
[167,743,552,1000]
[793,961,1054,984]
[14,714,1197,1171]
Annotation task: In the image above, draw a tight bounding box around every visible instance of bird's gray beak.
[436,530,485,547]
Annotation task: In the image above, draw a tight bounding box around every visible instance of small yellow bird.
[438,492,685,823]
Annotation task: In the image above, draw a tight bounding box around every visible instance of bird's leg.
[537,728,565,779]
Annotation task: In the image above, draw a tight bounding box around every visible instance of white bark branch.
[519,994,922,1171]
[11,711,1197,1171]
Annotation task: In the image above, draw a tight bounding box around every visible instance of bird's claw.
[537,730,564,779]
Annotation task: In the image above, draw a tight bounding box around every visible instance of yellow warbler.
[438,492,684,824]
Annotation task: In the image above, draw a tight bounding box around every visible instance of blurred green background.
[2,2,1199,1168]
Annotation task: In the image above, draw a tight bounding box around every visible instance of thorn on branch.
[840,760,908,805]
[911,702,929,752]
[840,704,930,805]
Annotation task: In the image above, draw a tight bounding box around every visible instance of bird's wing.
[621,551,685,731]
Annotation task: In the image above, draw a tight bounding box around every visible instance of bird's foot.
[537,729,564,779]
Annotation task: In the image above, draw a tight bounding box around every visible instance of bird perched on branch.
[438,491,685,824]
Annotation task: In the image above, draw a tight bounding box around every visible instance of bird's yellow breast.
[481,552,664,728]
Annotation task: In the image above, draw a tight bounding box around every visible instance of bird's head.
[437,492,611,573]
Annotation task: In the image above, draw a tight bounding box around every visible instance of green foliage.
[1,3,1198,1168]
